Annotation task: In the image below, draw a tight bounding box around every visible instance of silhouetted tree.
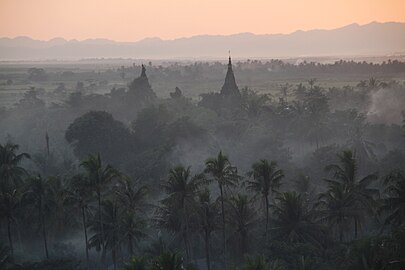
[270,192,321,243]
[227,194,257,256]
[381,170,405,227]
[81,154,120,268]
[324,150,378,239]
[247,159,284,239]
[204,151,239,266]
[195,189,219,270]
[0,143,30,190]
[24,175,56,259]
[158,166,205,262]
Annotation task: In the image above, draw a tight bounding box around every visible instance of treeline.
[259,59,405,74]
[3,59,405,84]
[1,142,404,270]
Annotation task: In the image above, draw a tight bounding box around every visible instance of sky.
[0,0,404,42]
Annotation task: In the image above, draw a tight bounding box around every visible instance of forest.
[1,58,405,270]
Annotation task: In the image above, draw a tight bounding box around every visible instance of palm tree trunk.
[112,247,117,270]
[40,200,49,259]
[265,195,269,240]
[97,191,106,269]
[7,217,14,262]
[119,243,124,266]
[128,234,133,256]
[184,208,193,263]
[354,218,358,239]
[241,232,247,255]
[183,231,190,262]
[81,206,90,270]
[101,244,107,269]
[205,230,211,270]
[219,184,227,269]
[15,220,24,253]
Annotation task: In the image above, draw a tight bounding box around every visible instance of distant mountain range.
[1,22,405,60]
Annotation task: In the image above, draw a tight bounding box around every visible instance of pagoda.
[128,64,157,103]
[220,56,241,97]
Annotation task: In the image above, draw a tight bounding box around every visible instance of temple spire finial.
[220,53,240,97]
[141,64,146,77]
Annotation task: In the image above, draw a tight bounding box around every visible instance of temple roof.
[220,56,240,96]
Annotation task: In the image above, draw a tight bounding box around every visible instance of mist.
[1,43,405,270]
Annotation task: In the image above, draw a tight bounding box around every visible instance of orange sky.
[0,0,404,41]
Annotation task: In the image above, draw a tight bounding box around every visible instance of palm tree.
[307,78,317,90]
[81,153,120,267]
[241,89,270,119]
[317,183,356,242]
[402,111,405,136]
[0,188,20,262]
[204,151,239,265]
[227,194,257,256]
[356,80,368,90]
[144,233,176,257]
[0,142,30,190]
[241,256,285,270]
[158,165,205,262]
[47,176,70,237]
[347,118,376,163]
[0,244,11,269]
[290,101,308,145]
[64,174,93,269]
[280,83,291,101]
[88,199,121,270]
[246,159,284,239]
[324,150,378,239]
[115,177,148,214]
[381,170,405,227]
[154,204,182,255]
[24,175,55,259]
[270,192,322,244]
[115,177,148,256]
[294,256,319,270]
[0,144,29,260]
[120,211,147,258]
[302,87,330,149]
[195,189,220,270]
[151,251,184,270]
[367,77,380,90]
[123,256,148,270]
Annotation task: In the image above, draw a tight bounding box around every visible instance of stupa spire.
[128,63,157,102]
[141,64,147,77]
[220,53,240,97]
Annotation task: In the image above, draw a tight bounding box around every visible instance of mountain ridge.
[1,22,404,60]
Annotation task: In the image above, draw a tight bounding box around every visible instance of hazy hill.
[0,22,404,60]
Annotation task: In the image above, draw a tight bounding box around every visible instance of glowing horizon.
[1,0,405,42]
